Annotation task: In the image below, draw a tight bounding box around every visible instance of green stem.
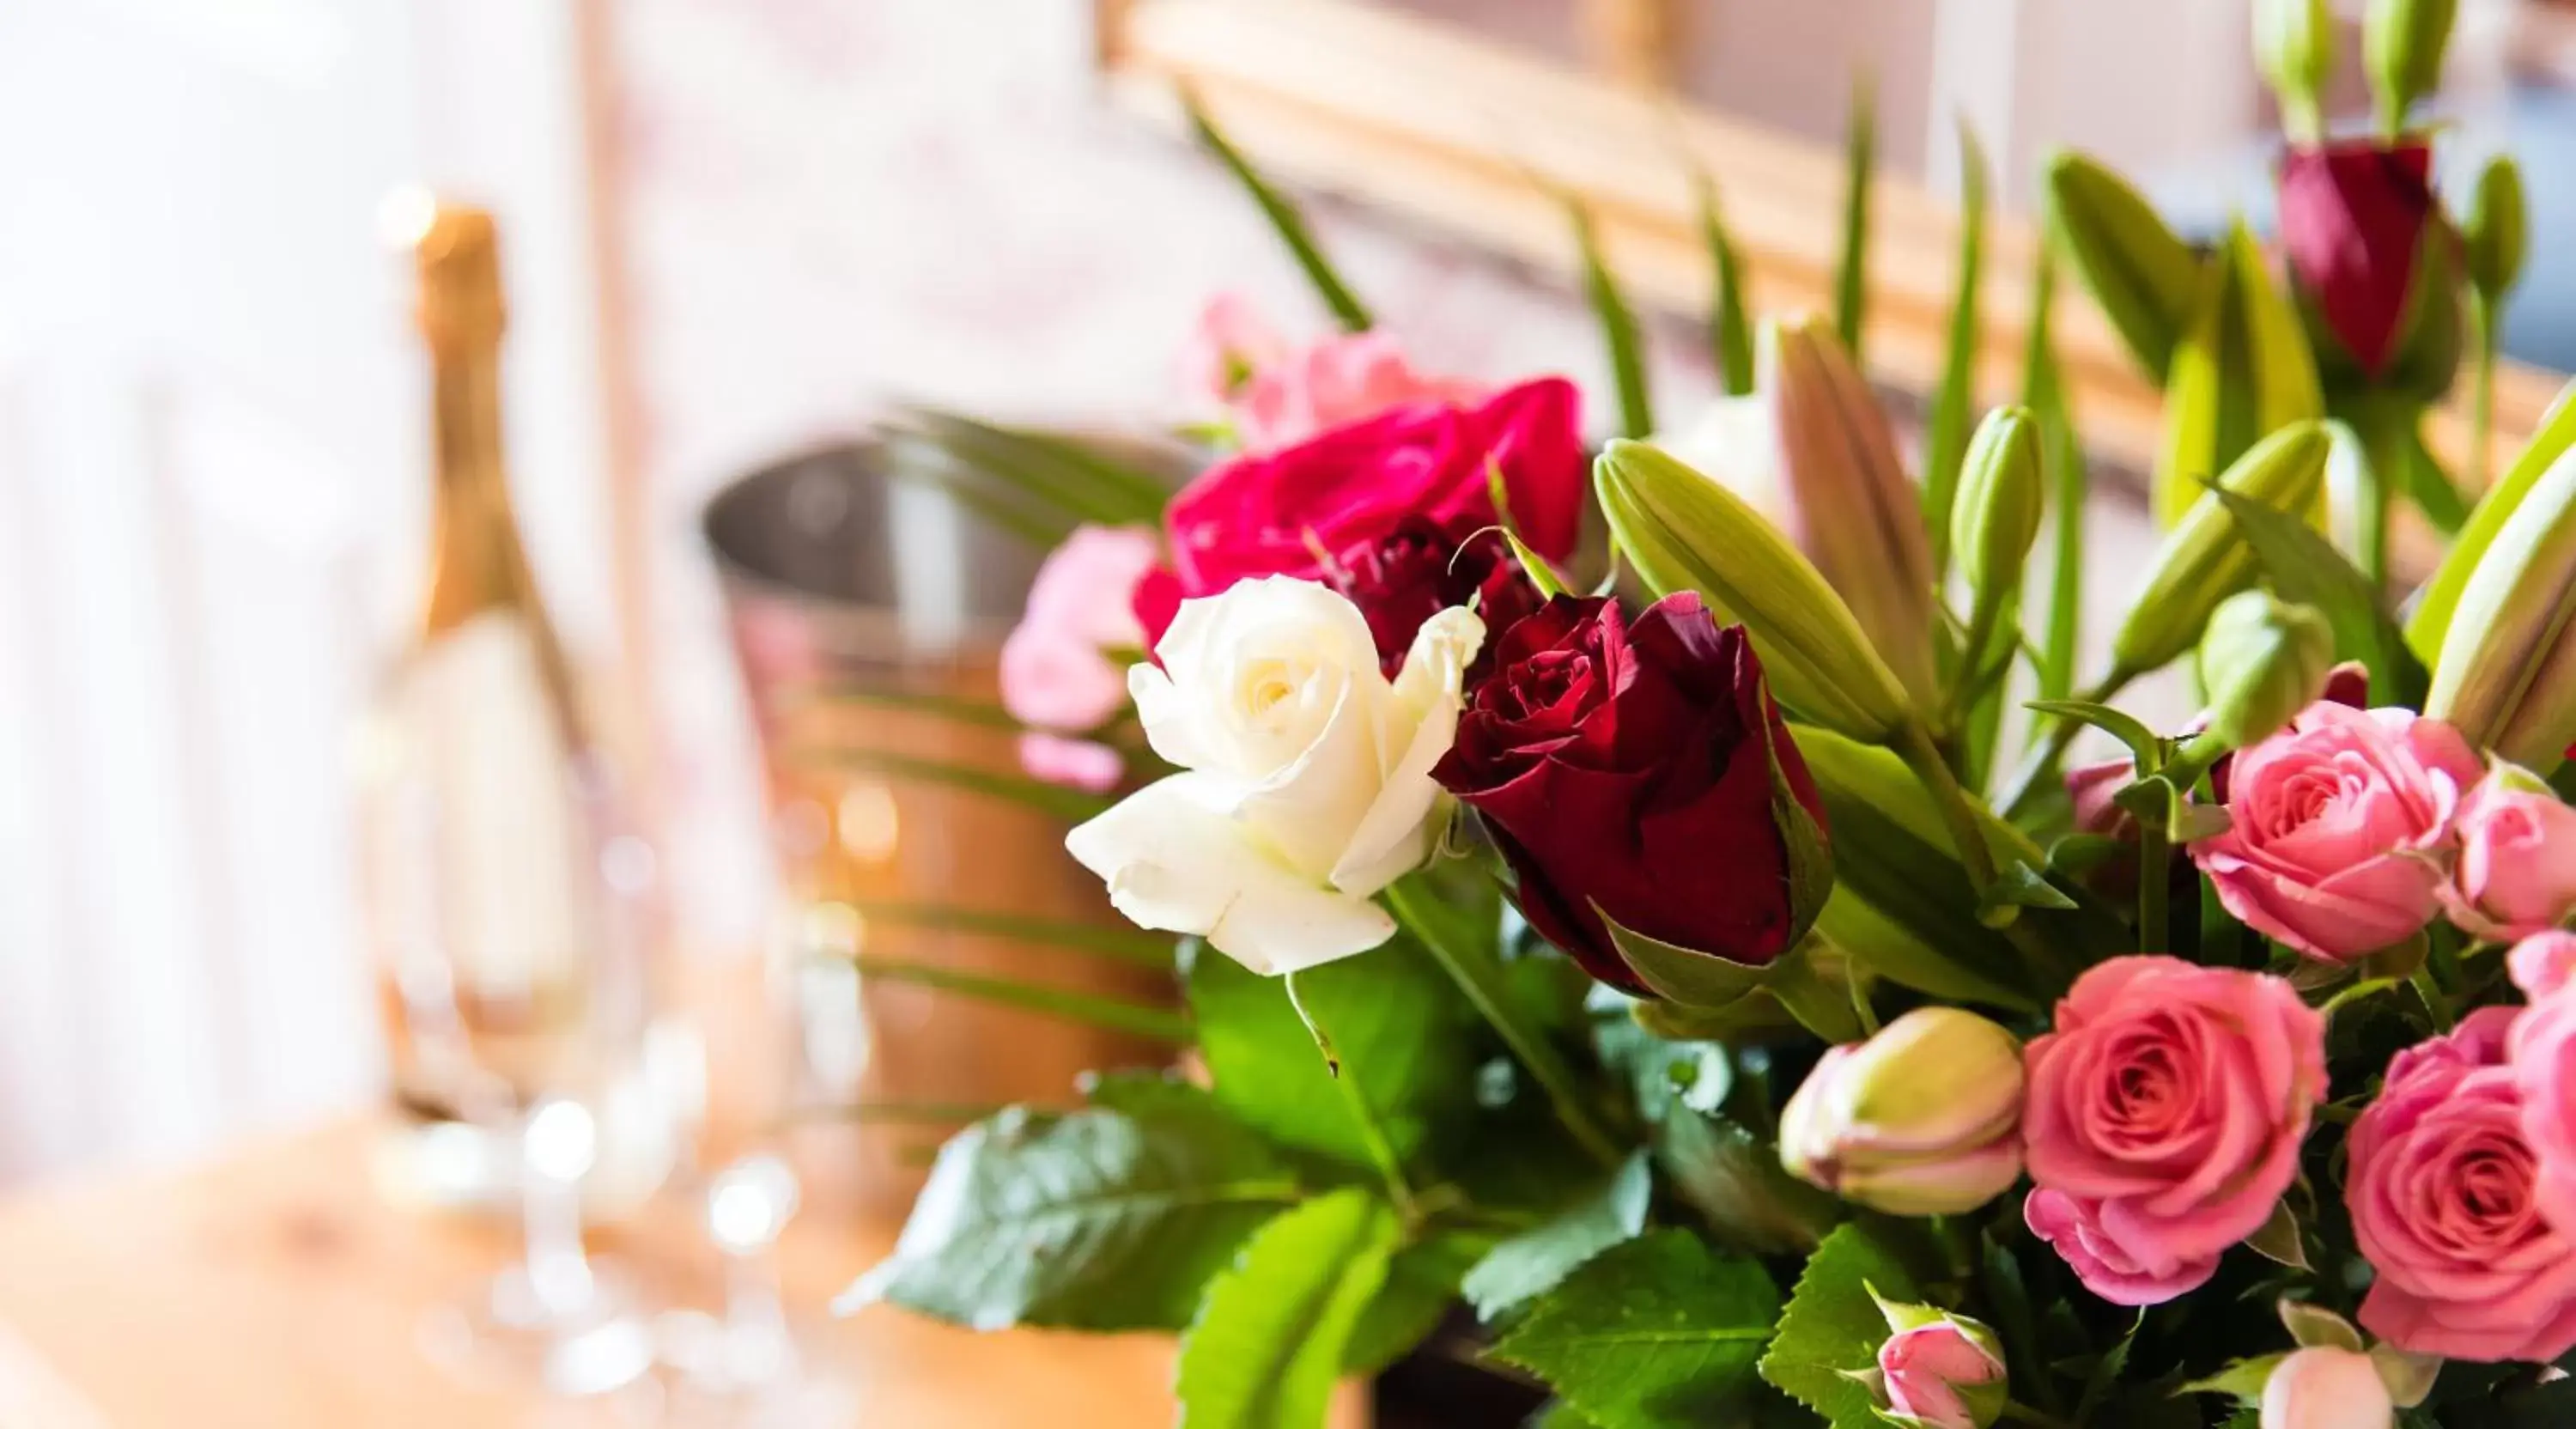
[1285,971,1419,1228]
[1998,668,2136,818]
[2136,818,2172,954]
[1897,719,2000,891]
[2472,300,2499,494]
[2350,397,2412,595]
[1385,879,1622,1170]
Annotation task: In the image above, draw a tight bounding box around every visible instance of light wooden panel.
[1096,0,2563,481]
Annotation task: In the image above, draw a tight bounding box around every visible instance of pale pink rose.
[2510,929,2576,1001]
[2512,964,2576,1235]
[2021,957,2326,1306]
[2352,1007,2576,1361]
[999,526,1158,733]
[1179,293,1291,404]
[2442,769,2576,941]
[1013,733,1124,795]
[2260,1346,2394,1429]
[2188,702,2481,962]
[1233,331,1486,453]
[1879,1321,2006,1428]
[1180,295,1484,454]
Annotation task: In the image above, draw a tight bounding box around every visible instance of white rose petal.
[1068,578,1484,976]
[1064,772,1397,975]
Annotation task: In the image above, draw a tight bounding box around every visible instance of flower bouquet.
[836,3,2576,1425]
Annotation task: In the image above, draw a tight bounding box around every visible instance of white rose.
[1065,576,1483,976]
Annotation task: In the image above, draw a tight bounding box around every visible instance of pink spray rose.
[2349,1007,2576,1362]
[2510,933,2576,1236]
[2021,958,2326,1306]
[2442,766,2576,942]
[1879,1320,2008,1429]
[999,525,1161,787]
[2187,702,2481,962]
[1180,295,1485,454]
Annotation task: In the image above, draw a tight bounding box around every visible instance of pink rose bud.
[1779,1008,2025,1216]
[2442,764,2576,942]
[2189,702,2482,961]
[2260,1347,2395,1429]
[2024,958,2326,1305]
[1877,1311,2008,1429]
[2275,138,2436,377]
[2353,1008,2576,1362]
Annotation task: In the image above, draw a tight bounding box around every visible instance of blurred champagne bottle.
[356,195,683,1216]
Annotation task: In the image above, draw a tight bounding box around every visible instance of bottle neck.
[422,341,528,633]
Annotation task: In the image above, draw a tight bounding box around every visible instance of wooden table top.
[0,1116,1251,1428]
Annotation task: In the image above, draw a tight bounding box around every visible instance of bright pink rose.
[1879,1322,2007,1429]
[2510,929,2576,1001]
[2443,769,2576,942]
[1145,377,1585,646]
[2351,1007,2576,1362]
[2021,957,2326,1306]
[1180,295,1484,453]
[2511,945,2576,1236]
[2188,702,2480,962]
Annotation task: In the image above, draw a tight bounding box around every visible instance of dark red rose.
[2277,138,2437,376]
[1138,377,1585,646]
[1327,519,1542,676]
[1431,592,1828,994]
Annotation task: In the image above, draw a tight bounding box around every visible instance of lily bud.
[2113,422,2333,677]
[2465,155,2530,305]
[1778,1007,2025,1216]
[2199,590,2336,748]
[2426,444,2576,770]
[1767,316,1943,707]
[1869,1295,2009,1429]
[2255,0,2337,139]
[1596,439,1914,743]
[2261,1346,2396,1429]
[1951,406,2044,603]
[2364,0,2458,133]
[2044,150,2203,380]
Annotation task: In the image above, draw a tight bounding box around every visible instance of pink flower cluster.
[1181,295,1486,453]
[2187,702,2576,961]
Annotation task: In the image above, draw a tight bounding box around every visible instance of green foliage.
[885,407,1174,530]
[1695,173,1756,398]
[1174,1189,1400,1429]
[2044,149,2202,380]
[1834,74,1877,361]
[1492,1231,1783,1429]
[1186,935,1480,1170]
[1344,1230,1493,1376]
[1462,1151,1652,1321]
[1923,123,1991,576]
[1655,1107,1842,1256]
[844,955,1189,1043]
[2202,474,2429,705]
[1758,1223,1923,1428]
[1567,197,1654,441]
[1184,95,1373,331]
[848,1094,1300,1332]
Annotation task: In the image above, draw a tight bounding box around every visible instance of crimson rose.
[1136,377,1584,646]
[2277,137,2437,377]
[1327,519,1542,677]
[1431,592,1827,994]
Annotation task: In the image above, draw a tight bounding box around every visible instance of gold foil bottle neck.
[385,188,506,352]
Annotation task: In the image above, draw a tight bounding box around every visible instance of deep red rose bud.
[1326,519,1541,676]
[2276,137,2436,376]
[1431,592,1829,994]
